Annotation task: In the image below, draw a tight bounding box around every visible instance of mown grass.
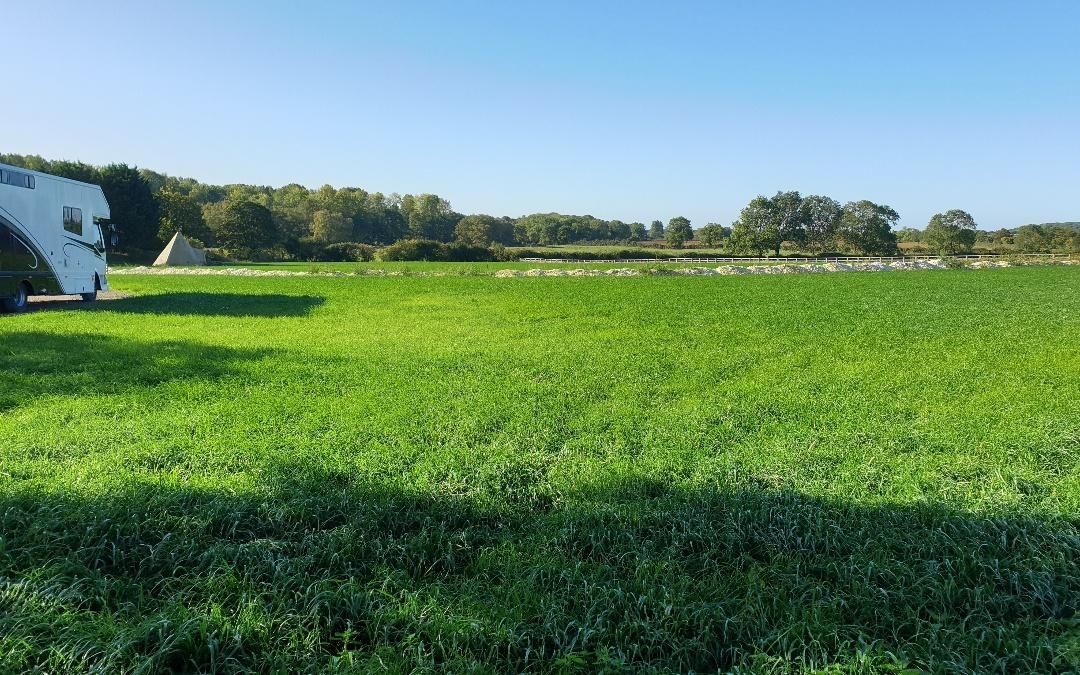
[1,268,1078,673]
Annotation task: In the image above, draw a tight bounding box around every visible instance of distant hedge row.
[377,240,502,262]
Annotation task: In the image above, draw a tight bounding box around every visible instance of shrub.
[204,248,236,264]
[314,242,375,262]
[512,248,665,261]
[219,246,257,261]
[378,239,497,262]
[206,245,285,262]
[284,238,375,262]
[108,247,160,265]
[443,243,494,262]
[378,239,448,262]
[490,243,518,262]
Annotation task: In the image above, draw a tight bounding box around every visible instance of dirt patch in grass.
[24,291,132,313]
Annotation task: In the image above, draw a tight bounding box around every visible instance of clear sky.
[3,0,1078,229]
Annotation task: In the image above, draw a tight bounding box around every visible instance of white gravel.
[109,258,1075,279]
[493,259,1020,277]
[112,266,327,277]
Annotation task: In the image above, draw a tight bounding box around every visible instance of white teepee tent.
[153,231,207,266]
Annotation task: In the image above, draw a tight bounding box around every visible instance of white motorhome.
[0,163,111,311]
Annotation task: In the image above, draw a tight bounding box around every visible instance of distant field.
[2,269,1078,673]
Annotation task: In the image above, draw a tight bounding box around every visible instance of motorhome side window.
[0,169,35,189]
[0,220,37,270]
[63,206,84,235]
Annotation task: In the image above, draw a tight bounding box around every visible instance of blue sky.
[3,1,1078,229]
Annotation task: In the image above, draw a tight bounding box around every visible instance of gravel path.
[24,291,131,312]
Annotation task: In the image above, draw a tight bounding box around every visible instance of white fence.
[518,253,1074,264]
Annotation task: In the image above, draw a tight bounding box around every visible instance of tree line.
[898,221,1079,254]
[1,153,665,257]
[2,153,1076,259]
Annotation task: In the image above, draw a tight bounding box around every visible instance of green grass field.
[2,268,1078,673]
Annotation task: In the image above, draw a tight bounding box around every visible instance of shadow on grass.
[0,460,1076,673]
[0,331,275,411]
[90,292,326,317]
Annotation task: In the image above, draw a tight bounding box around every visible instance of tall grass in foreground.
[1,268,1078,673]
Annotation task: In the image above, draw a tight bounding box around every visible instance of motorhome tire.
[81,290,98,302]
[2,283,29,313]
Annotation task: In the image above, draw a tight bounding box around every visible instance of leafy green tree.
[648,220,664,239]
[157,187,210,244]
[312,184,343,214]
[666,216,693,249]
[1051,226,1079,251]
[274,205,316,244]
[98,164,160,251]
[800,195,842,254]
[925,209,977,255]
[352,192,406,244]
[209,199,277,252]
[729,196,777,255]
[187,182,228,206]
[0,152,50,172]
[455,214,515,247]
[311,210,352,243]
[771,190,806,254]
[697,223,727,247]
[896,227,923,243]
[47,160,101,185]
[990,229,1013,245]
[1010,224,1079,252]
[629,222,647,242]
[515,213,564,245]
[1013,225,1049,252]
[401,193,457,241]
[223,184,273,211]
[726,191,812,255]
[609,220,631,241]
[455,215,492,246]
[513,213,635,246]
[138,168,170,194]
[838,201,899,255]
[1069,231,1080,253]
